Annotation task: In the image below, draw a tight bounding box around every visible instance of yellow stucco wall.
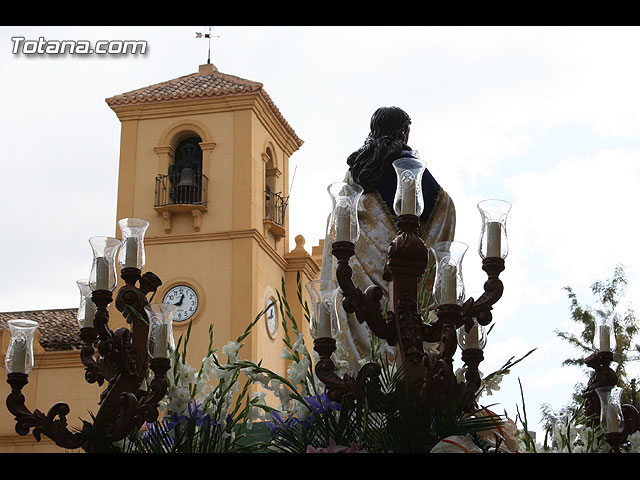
[0,67,320,452]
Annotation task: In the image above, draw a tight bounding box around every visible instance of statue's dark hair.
[347,106,412,192]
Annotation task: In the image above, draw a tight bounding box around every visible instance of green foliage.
[536,265,640,452]
[554,264,639,407]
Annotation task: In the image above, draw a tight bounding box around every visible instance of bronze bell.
[177,167,197,188]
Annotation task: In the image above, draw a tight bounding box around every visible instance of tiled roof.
[106,63,303,148]
[0,308,82,352]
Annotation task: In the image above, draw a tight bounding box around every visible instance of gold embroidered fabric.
[320,171,456,373]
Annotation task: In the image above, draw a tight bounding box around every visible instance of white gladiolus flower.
[270,379,292,409]
[287,356,310,385]
[222,341,243,362]
[280,349,294,360]
[292,333,306,354]
[245,392,268,429]
[176,362,197,385]
[201,354,218,378]
[455,367,467,383]
[481,373,503,396]
[241,367,271,388]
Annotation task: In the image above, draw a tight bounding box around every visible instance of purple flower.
[187,399,213,427]
[267,411,300,437]
[166,399,213,430]
[166,411,188,430]
[304,392,341,414]
[143,421,175,447]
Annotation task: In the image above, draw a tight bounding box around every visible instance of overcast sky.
[2,26,640,440]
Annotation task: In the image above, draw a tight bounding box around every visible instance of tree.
[554,264,640,408]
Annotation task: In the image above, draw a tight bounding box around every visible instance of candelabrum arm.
[6,373,90,450]
[332,241,396,344]
[79,326,107,386]
[105,357,171,441]
[462,258,505,327]
[313,337,393,412]
[91,268,162,440]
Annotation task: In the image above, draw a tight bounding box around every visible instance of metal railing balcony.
[265,190,287,227]
[154,172,208,208]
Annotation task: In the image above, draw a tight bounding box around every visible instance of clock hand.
[174,294,185,307]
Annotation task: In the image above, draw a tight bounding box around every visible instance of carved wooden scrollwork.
[332,241,396,344]
[105,357,171,441]
[313,337,393,412]
[6,373,90,450]
[6,267,167,452]
[462,258,505,327]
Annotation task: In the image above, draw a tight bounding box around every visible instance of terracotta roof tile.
[0,308,82,352]
[106,64,303,148]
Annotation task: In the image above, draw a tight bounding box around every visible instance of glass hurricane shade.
[117,218,149,269]
[596,386,625,434]
[457,319,487,350]
[592,301,616,352]
[305,280,339,338]
[76,278,96,328]
[477,199,511,259]
[144,303,177,359]
[327,182,363,244]
[432,241,468,306]
[89,236,122,291]
[5,319,39,374]
[392,152,427,216]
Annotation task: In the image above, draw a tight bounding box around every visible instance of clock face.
[163,285,198,322]
[266,300,277,338]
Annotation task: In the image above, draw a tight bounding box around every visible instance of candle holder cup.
[391,151,426,216]
[327,182,363,244]
[145,303,177,359]
[5,319,39,375]
[89,236,122,292]
[432,241,468,306]
[305,280,340,339]
[118,218,149,271]
[478,199,511,259]
[76,278,97,329]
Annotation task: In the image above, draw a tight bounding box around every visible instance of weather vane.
[196,26,220,65]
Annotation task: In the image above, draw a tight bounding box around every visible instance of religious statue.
[320,106,456,373]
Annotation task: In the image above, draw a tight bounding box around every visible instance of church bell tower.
[106,62,319,375]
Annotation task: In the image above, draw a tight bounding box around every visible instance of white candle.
[599,325,611,352]
[159,324,169,358]
[151,323,169,358]
[606,405,620,433]
[466,323,479,349]
[440,265,457,304]
[95,257,109,291]
[335,204,351,242]
[11,337,27,373]
[124,237,138,268]
[83,299,96,328]
[400,177,416,215]
[316,301,332,338]
[486,221,502,257]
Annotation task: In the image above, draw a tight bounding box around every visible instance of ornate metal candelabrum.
[4,218,177,452]
[312,154,511,424]
[582,313,639,452]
